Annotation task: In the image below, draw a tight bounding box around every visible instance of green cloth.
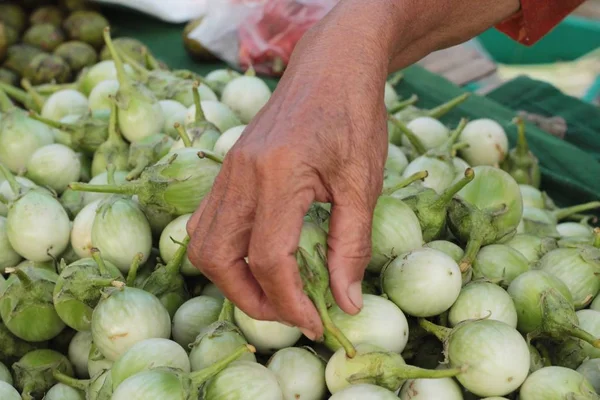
[488,76,600,161]
[105,6,600,207]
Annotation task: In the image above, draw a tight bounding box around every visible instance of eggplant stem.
[20,79,45,110]
[5,267,33,289]
[198,150,224,164]
[512,117,530,157]
[102,27,131,90]
[189,344,256,386]
[593,228,600,248]
[144,49,161,70]
[244,65,256,77]
[431,168,474,209]
[451,142,470,152]
[390,364,465,380]
[53,370,89,391]
[69,181,136,196]
[175,123,193,148]
[388,116,427,155]
[418,318,452,342]
[382,171,428,196]
[387,71,404,86]
[0,87,15,113]
[218,298,235,323]
[90,248,108,275]
[34,82,77,95]
[0,82,29,107]
[427,93,471,119]
[297,246,357,358]
[554,202,600,221]
[165,235,190,276]
[0,163,21,196]
[567,324,600,349]
[126,253,144,287]
[192,81,206,122]
[106,99,123,143]
[118,49,150,81]
[316,294,357,358]
[459,237,482,273]
[28,111,74,131]
[448,118,469,145]
[388,94,419,114]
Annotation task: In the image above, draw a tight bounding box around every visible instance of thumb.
[326,197,377,315]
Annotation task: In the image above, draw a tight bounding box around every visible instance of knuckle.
[247,248,280,277]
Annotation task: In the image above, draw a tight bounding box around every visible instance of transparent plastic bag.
[187,0,339,76]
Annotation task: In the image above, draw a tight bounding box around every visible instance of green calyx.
[135,236,190,316]
[448,200,511,272]
[53,250,124,331]
[126,134,174,181]
[91,99,129,177]
[28,110,109,154]
[12,349,74,399]
[1,266,65,342]
[401,168,475,242]
[500,117,541,188]
[117,44,180,99]
[528,288,600,349]
[296,243,357,358]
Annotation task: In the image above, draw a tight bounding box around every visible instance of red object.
[238,0,336,76]
[496,0,586,46]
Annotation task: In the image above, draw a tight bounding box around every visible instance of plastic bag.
[187,0,339,76]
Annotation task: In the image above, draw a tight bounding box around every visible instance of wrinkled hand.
[186,30,389,339]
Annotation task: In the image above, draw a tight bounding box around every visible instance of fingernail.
[300,328,318,341]
[347,281,363,311]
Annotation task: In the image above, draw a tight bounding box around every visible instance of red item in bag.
[238,0,337,76]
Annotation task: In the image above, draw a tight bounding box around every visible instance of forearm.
[289,0,520,78]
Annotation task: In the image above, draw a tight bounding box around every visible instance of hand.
[186,28,389,338]
[186,0,522,338]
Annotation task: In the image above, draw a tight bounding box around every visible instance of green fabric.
[104,6,600,207]
[488,76,600,161]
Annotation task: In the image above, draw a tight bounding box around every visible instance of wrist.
[289,0,414,79]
